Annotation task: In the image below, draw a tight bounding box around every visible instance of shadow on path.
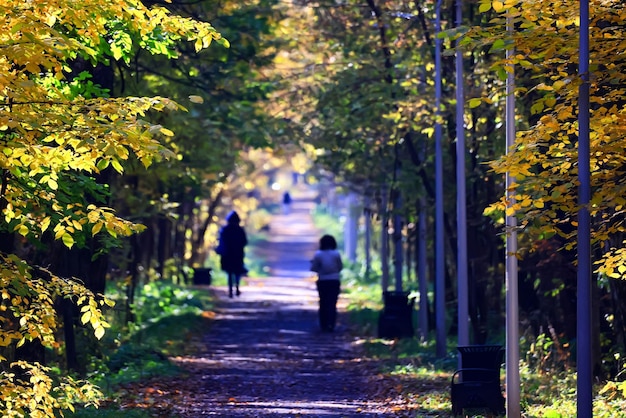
[170,192,393,417]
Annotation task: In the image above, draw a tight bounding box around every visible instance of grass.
[64,282,214,417]
[66,409,154,418]
[341,281,626,417]
[310,206,344,244]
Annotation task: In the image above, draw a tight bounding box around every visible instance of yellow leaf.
[48,178,58,190]
[41,217,51,233]
[54,227,65,240]
[72,220,83,231]
[92,222,103,236]
[45,14,57,27]
[94,326,105,340]
[159,127,175,137]
[493,1,504,12]
[18,224,29,237]
[189,95,204,104]
[81,311,91,324]
[106,224,118,238]
[88,210,100,223]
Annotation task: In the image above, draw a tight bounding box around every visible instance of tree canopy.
[0,0,225,414]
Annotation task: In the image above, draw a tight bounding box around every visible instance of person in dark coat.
[217,211,248,298]
[282,191,292,215]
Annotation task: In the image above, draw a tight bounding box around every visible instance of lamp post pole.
[505,11,521,417]
[434,0,446,358]
[577,0,592,416]
[455,0,469,349]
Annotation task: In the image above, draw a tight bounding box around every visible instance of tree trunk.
[157,215,171,279]
[192,188,224,266]
[392,189,403,292]
[364,196,372,282]
[62,298,79,372]
[417,196,429,340]
[344,192,359,263]
[380,185,390,292]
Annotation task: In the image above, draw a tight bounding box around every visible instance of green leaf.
[491,39,506,52]
[468,98,483,108]
[96,159,110,171]
[62,233,74,249]
[496,66,508,81]
[531,101,545,115]
[111,159,124,174]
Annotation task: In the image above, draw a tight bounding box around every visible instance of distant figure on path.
[217,211,248,298]
[282,191,292,215]
[310,234,343,332]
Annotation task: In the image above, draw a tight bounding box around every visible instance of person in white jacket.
[310,234,343,332]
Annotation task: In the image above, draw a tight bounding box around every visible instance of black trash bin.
[192,267,212,285]
[378,291,414,339]
[450,345,505,416]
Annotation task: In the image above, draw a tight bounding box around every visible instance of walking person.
[282,191,292,215]
[310,234,343,332]
[217,211,248,298]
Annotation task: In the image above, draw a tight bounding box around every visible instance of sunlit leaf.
[468,98,482,108]
[81,311,91,324]
[159,127,175,137]
[62,233,75,249]
[94,326,105,340]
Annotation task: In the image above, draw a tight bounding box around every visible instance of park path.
[169,190,398,417]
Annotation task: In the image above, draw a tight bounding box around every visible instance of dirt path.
[169,193,398,417]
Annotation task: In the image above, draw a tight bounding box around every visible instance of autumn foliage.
[0,0,225,415]
[472,1,626,278]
